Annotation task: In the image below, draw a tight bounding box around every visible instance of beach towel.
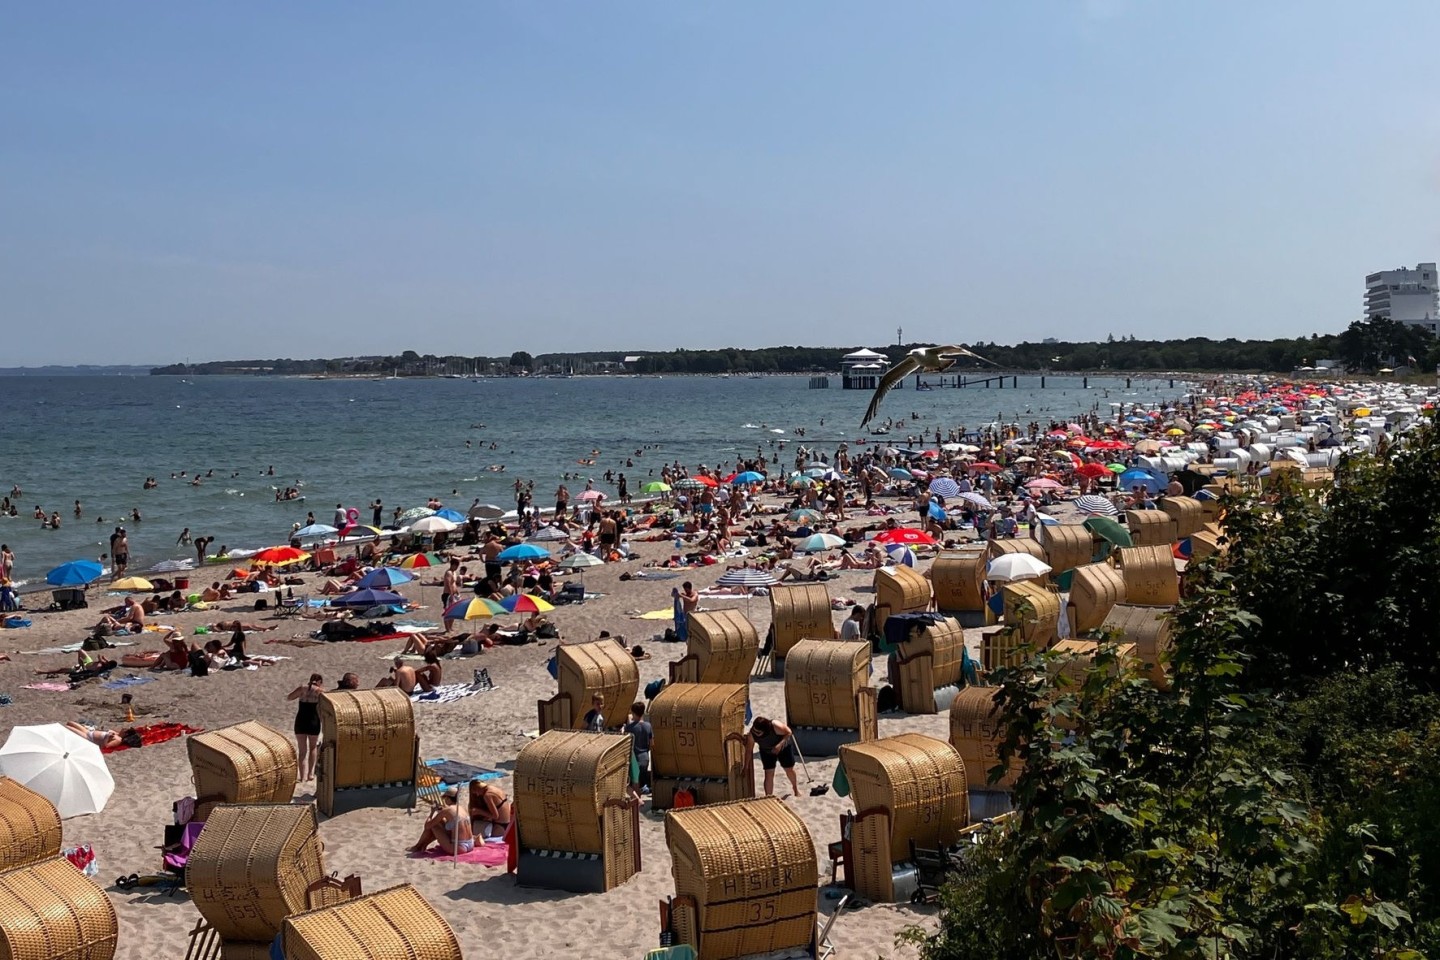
[101,722,203,754]
[3,617,31,629]
[408,840,508,867]
[411,683,490,705]
[100,675,156,690]
[22,682,71,692]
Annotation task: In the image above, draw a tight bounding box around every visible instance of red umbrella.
[1076,462,1110,479]
[693,475,718,488]
[252,546,308,566]
[874,528,937,546]
[969,462,1003,473]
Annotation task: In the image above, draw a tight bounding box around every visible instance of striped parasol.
[715,568,780,589]
[1074,494,1120,517]
[927,477,961,498]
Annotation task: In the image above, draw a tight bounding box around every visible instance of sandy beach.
[2,516,980,960]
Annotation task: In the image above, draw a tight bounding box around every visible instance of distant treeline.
[150,320,1437,377]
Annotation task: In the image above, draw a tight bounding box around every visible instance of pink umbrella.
[577,490,606,501]
[1026,478,1065,491]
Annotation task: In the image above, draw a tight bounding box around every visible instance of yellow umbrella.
[1354,407,1371,417]
[1165,428,1186,436]
[110,576,154,592]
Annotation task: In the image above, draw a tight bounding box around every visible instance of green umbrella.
[1106,463,1126,473]
[1083,516,1133,547]
[640,481,671,494]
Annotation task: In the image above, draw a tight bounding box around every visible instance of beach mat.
[100,675,156,690]
[22,682,71,692]
[407,840,508,867]
[101,722,203,754]
[411,683,492,705]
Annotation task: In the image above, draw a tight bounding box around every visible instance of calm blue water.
[0,373,1181,580]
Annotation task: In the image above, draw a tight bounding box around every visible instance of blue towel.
[101,675,156,690]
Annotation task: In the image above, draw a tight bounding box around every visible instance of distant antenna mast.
[896,326,902,346]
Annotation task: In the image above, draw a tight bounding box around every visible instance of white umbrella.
[409,516,458,534]
[959,491,994,510]
[398,506,436,522]
[0,724,114,818]
[559,552,603,571]
[986,554,1052,583]
[715,568,780,589]
[528,526,571,542]
[468,503,506,520]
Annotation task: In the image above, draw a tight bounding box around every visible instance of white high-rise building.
[1365,263,1438,335]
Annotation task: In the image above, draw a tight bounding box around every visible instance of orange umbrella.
[252,546,309,566]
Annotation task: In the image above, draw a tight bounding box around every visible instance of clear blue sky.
[3,2,1437,365]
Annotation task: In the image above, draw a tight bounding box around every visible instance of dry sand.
[0,515,1031,960]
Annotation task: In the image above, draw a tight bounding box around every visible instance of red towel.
[102,722,204,754]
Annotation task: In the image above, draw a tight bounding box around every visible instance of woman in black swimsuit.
[286,673,324,782]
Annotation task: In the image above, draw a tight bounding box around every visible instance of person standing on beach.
[371,499,384,527]
[332,503,347,528]
[286,673,324,782]
[554,484,569,521]
[194,536,212,566]
[441,559,461,634]
[617,473,629,504]
[112,528,130,577]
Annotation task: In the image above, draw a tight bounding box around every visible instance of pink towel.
[408,842,508,867]
[22,682,71,692]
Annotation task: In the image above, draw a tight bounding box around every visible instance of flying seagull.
[860,345,997,427]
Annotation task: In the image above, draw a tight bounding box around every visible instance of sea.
[0,373,1184,583]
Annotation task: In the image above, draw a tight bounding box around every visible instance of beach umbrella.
[496,543,550,563]
[797,533,846,553]
[958,491,994,511]
[444,597,506,621]
[1076,463,1109,480]
[333,588,405,608]
[1118,469,1163,494]
[986,554,1052,583]
[1074,495,1120,517]
[398,506,436,522]
[1025,478,1064,492]
[874,528,937,546]
[433,508,467,523]
[467,503,507,520]
[45,560,104,587]
[731,471,765,485]
[1014,455,1037,464]
[294,523,339,539]
[928,477,961,498]
[355,567,414,590]
[0,724,114,819]
[673,478,707,491]
[502,593,555,613]
[152,559,193,574]
[788,508,825,522]
[886,544,916,567]
[888,468,913,479]
[640,481,671,494]
[788,477,816,490]
[110,576,154,593]
[1106,463,1126,473]
[1084,516,1133,547]
[528,526,570,542]
[577,490,606,501]
[715,568,780,589]
[927,501,947,522]
[410,516,458,534]
[252,546,309,566]
[968,462,1003,474]
[395,553,440,570]
[559,552,603,571]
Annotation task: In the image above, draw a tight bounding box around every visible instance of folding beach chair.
[276,593,306,618]
[815,893,849,959]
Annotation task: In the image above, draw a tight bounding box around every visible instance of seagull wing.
[860,355,920,427]
[937,345,998,366]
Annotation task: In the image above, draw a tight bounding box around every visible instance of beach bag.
[644,678,667,700]
[536,623,560,640]
[253,598,268,610]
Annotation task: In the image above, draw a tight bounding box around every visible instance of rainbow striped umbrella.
[443,597,506,621]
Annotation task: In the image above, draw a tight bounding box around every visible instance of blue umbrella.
[928,477,960,498]
[496,543,550,563]
[294,523,339,539]
[888,468,912,479]
[433,508,466,523]
[332,587,405,608]
[731,471,765,485]
[355,567,414,589]
[45,560,104,587]
[1118,469,1163,494]
[927,501,947,521]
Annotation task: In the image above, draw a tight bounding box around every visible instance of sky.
[2,2,1439,366]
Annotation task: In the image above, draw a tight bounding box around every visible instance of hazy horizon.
[4,2,1437,365]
